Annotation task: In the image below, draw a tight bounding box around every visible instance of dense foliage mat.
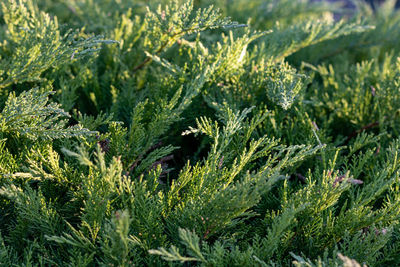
[1,0,400,266]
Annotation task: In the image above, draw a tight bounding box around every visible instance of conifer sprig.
[133,0,245,72]
[0,88,93,140]
[1,0,400,266]
[0,0,116,90]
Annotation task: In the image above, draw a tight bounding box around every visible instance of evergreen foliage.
[1,0,400,266]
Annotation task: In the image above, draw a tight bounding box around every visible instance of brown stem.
[131,23,219,72]
[345,118,384,144]
[132,30,186,73]
[132,57,152,72]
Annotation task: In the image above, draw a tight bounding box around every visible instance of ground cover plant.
[1,0,400,266]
